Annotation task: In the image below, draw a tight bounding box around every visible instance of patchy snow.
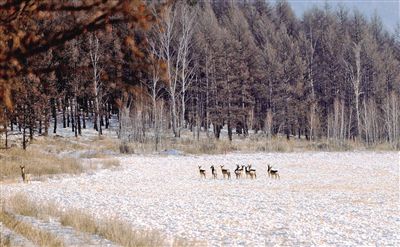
[1,151,399,246]
[0,223,36,247]
[12,214,118,246]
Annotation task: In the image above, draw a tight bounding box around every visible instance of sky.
[270,0,400,33]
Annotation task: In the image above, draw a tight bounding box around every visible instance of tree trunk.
[4,118,8,148]
[52,98,57,134]
[22,106,26,150]
[77,102,81,136]
[62,100,66,128]
[228,120,232,141]
[70,99,75,133]
[44,106,49,136]
[82,109,86,129]
[38,119,42,134]
[171,95,178,137]
[353,43,362,140]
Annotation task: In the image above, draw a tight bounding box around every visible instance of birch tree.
[153,5,180,137]
[146,40,165,150]
[89,34,103,136]
[346,42,362,139]
[177,4,196,135]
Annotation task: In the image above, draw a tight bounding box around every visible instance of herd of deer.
[199,164,280,180]
[20,163,279,184]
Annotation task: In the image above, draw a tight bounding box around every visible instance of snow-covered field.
[1,151,399,246]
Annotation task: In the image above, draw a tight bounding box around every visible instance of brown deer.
[210,165,217,179]
[267,164,280,179]
[220,165,231,179]
[20,165,31,183]
[234,164,243,179]
[247,164,257,179]
[198,166,206,179]
[245,165,251,178]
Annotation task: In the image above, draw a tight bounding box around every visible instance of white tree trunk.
[89,34,102,136]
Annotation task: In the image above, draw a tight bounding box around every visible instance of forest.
[1,0,399,150]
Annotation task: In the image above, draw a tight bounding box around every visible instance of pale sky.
[270,0,400,33]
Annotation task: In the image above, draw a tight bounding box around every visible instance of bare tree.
[89,34,103,135]
[384,92,400,148]
[153,5,180,137]
[345,42,363,140]
[177,4,196,136]
[145,40,165,150]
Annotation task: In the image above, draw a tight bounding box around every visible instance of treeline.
[1,0,399,150]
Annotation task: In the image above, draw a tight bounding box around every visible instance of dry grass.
[7,195,163,246]
[90,136,120,153]
[0,135,122,182]
[5,194,59,221]
[0,232,12,247]
[172,237,207,247]
[117,134,373,155]
[100,158,120,169]
[60,210,164,247]
[115,137,310,154]
[5,194,200,247]
[0,147,82,181]
[0,205,64,247]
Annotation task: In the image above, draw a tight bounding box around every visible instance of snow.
[1,151,399,246]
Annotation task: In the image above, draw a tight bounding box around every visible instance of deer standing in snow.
[198,166,206,179]
[267,164,280,179]
[247,164,257,179]
[234,164,243,179]
[220,165,231,179]
[210,165,217,179]
[20,165,31,183]
[244,165,250,178]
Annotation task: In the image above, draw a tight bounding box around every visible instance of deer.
[220,165,231,179]
[245,165,251,178]
[198,166,206,179]
[247,164,257,179]
[20,165,31,183]
[234,164,243,179]
[267,164,280,179]
[210,165,217,179]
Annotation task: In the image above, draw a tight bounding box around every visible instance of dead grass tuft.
[173,237,207,247]
[0,147,82,181]
[0,206,64,247]
[60,210,164,247]
[119,142,136,154]
[5,194,166,246]
[0,135,123,182]
[5,194,59,221]
[122,133,391,155]
[0,232,12,247]
[100,159,120,169]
